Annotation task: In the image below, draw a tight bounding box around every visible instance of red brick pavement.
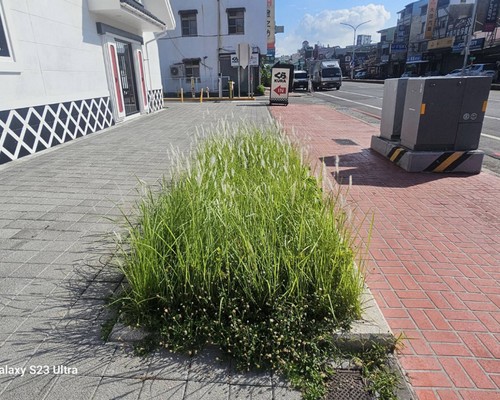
[270,104,500,400]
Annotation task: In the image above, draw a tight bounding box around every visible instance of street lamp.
[340,20,371,80]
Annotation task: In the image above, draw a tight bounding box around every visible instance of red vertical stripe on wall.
[137,50,148,107]
[109,44,124,114]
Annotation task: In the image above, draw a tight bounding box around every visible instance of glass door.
[116,40,139,116]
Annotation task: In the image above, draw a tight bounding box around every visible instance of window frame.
[0,2,11,59]
[0,1,20,73]
[184,59,200,79]
[227,8,245,35]
[179,10,198,37]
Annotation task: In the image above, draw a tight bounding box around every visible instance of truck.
[310,59,342,90]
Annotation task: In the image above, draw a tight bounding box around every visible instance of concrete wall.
[0,0,109,110]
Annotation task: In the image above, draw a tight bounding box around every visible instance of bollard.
[229,81,234,99]
[200,88,204,103]
[206,87,210,99]
[180,88,184,103]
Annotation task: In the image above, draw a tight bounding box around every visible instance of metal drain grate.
[325,370,373,400]
[333,138,358,146]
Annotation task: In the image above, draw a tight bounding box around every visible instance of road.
[290,81,500,175]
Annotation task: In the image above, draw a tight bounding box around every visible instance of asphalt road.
[291,81,500,176]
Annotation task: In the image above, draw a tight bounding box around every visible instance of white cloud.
[276,4,391,56]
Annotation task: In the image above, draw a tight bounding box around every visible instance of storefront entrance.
[116,40,139,116]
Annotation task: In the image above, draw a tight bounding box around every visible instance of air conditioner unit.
[170,64,185,77]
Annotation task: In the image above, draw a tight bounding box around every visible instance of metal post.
[461,0,478,75]
[340,20,370,80]
[238,67,241,98]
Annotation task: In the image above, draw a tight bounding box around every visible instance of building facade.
[157,0,267,97]
[0,0,175,165]
[391,0,500,77]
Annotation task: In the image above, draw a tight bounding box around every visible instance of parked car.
[446,65,498,82]
[401,71,418,77]
[354,71,368,79]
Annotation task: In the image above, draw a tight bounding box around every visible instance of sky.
[274,0,405,56]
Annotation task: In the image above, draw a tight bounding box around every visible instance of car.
[354,71,368,79]
[400,71,418,77]
[446,69,463,76]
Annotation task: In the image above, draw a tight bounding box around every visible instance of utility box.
[400,76,491,151]
[380,78,408,140]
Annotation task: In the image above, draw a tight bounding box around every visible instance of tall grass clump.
[114,122,364,399]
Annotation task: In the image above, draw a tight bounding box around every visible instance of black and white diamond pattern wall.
[148,89,163,113]
[0,97,114,165]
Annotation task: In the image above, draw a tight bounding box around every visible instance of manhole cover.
[325,370,373,400]
[333,139,358,146]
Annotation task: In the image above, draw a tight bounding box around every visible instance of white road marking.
[316,91,500,141]
[481,133,500,141]
[315,92,382,110]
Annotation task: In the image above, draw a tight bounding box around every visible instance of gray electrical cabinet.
[400,76,491,151]
[380,78,408,140]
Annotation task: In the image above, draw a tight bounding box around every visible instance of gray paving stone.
[139,379,186,400]
[230,384,274,399]
[92,377,143,400]
[188,346,232,384]
[148,349,191,381]
[45,375,100,400]
[103,347,152,378]
[0,278,33,295]
[0,374,57,400]
[185,381,230,400]
[0,295,46,318]
[0,262,22,277]
[229,362,273,386]
[273,385,303,399]
[0,339,42,367]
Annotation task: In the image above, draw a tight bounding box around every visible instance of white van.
[293,70,309,91]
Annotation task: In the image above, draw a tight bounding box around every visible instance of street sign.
[238,43,250,69]
[231,54,239,67]
[269,67,290,105]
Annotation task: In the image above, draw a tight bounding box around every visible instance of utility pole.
[340,20,370,80]
[461,0,478,75]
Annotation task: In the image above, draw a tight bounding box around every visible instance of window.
[180,10,197,36]
[0,6,11,58]
[184,59,200,78]
[227,8,244,35]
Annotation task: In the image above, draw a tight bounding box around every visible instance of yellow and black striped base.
[371,136,484,174]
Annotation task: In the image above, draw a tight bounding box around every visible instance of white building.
[0,0,175,165]
[157,0,267,96]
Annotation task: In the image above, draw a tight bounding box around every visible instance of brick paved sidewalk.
[270,104,500,400]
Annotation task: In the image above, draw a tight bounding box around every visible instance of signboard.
[424,0,438,40]
[427,37,454,50]
[238,43,250,69]
[267,0,275,58]
[407,54,422,63]
[232,53,259,67]
[391,43,407,52]
[249,53,259,66]
[484,0,499,32]
[269,68,289,105]
[447,4,474,46]
[452,38,485,53]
